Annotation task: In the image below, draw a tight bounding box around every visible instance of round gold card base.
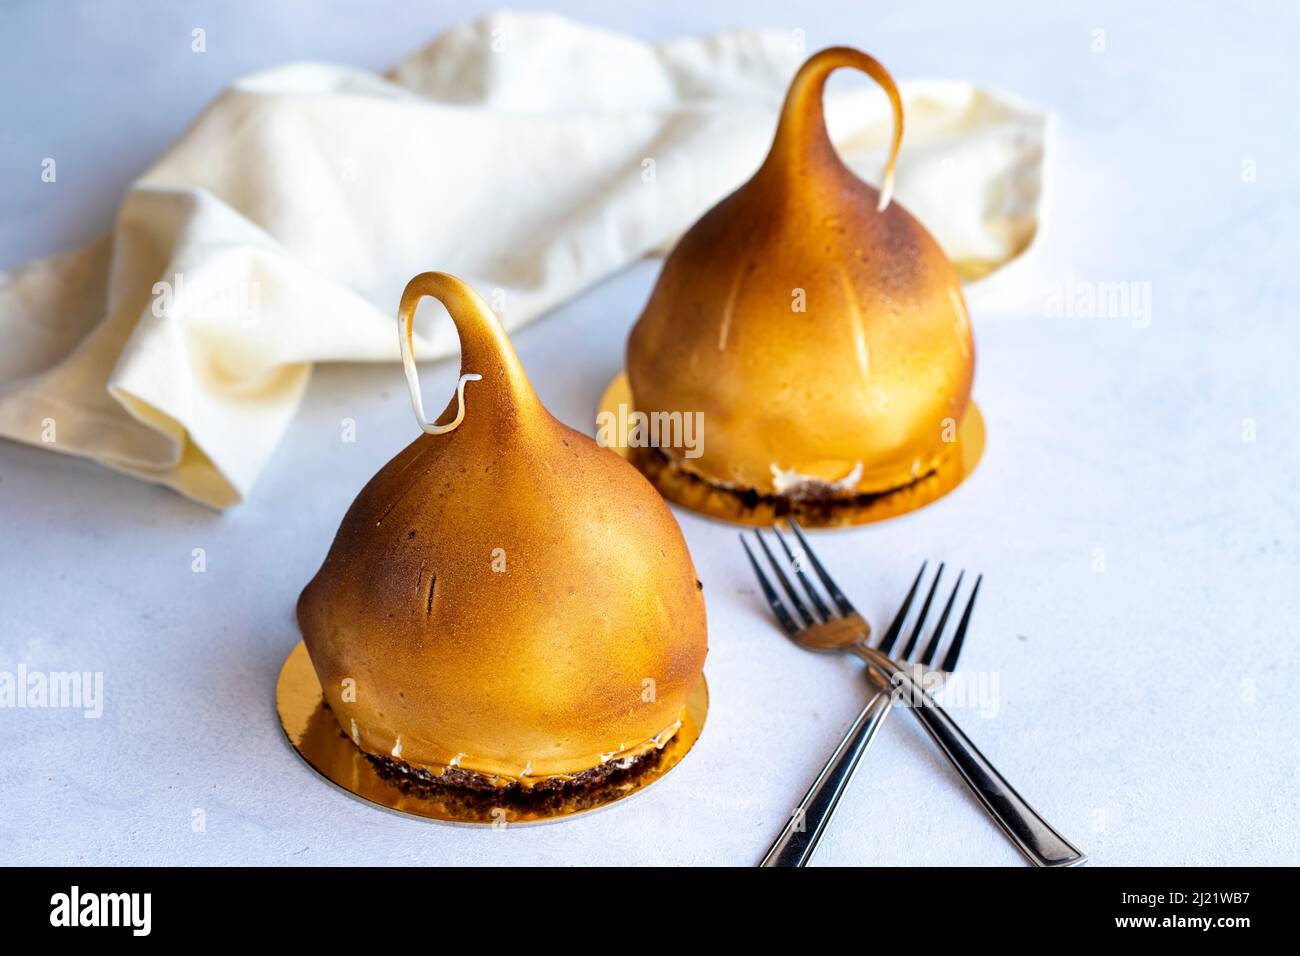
[597,372,984,529]
[276,641,708,826]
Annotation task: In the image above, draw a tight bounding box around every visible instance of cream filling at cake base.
[769,461,864,497]
[664,452,872,501]
[661,446,952,501]
[341,709,685,790]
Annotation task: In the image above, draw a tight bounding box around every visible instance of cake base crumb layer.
[364,744,667,806]
[635,445,926,525]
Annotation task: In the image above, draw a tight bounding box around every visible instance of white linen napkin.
[0,11,1050,508]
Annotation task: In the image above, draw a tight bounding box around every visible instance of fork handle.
[760,688,895,867]
[856,647,1087,867]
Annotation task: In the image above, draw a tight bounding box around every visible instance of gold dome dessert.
[626,47,975,518]
[298,272,708,794]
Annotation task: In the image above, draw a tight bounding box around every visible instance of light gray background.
[1,0,1296,865]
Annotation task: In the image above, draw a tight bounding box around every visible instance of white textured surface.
[1,0,1297,865]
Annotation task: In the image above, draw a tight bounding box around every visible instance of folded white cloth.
[0,12,1050,508]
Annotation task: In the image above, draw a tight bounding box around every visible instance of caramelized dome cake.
[298,272,708,793]
[626,47,975,512]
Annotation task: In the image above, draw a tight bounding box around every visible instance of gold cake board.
[276,640,708,826]
[598,372,984,528]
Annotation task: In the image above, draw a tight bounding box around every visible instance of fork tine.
[900,563,944,660]
[770,524,834,621]
[740,535,800,636]
[876,562,928,654]
[939,574,982,672]
[754,530,818,626]
[786,519,856,616]
[919,570,964,667]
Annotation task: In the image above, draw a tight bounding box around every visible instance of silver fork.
[751,553,977,866]
[742,521,1087,867]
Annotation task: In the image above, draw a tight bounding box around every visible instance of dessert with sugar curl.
[298,273,708,795]
[626,47,975,519]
